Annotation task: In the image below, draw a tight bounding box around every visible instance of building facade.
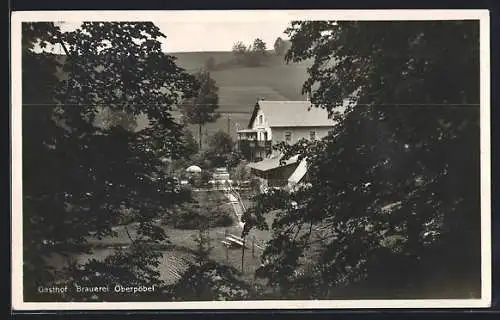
[237,100,336,161]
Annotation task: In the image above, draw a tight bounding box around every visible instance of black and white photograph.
[11,10,491,310]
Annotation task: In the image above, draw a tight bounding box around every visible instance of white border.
[11,10,491,311]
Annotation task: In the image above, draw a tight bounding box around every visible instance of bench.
[225,235,245,247]
[222,238,242,248]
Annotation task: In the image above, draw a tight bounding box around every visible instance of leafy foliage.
[164,191,234,229]
[180,127,199,159]
[63,242,168,302]
[252,38,267,52]
[245,21,481,298]
[232,39,269,67]
[180,70,220,149]
[203,130,235,168]
[99,107,138,131]
[22,22,197,301]
[232,41,248,64]
[169,215,251,301]
[170,261,251,301]
[274,37,286,56]
[229,160,252,184]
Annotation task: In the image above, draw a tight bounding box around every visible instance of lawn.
[160,189,274,284]
[78,189,273,286]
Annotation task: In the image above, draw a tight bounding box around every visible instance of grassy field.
[171,51,312,104]
[65,189,273,287]
[55,51,313,141]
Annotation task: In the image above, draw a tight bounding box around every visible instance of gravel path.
[224,190,245,229]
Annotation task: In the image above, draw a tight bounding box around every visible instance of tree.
[252,38,267,54]
[170,208,250,301]
[226,150,244,170]
[244,21,481,299]
[22,22,197,301]
[232,41,248,64]
[229,160,252,186]
[181,127,199,159]
[273,37,286,56]
[247,38,268,66]
[165,192,234,229]
[203,130,234,168]
[171,260,251,301]
[181,70,220,149]
[99,107,138,131]
[204,56,216,71]
[232,39,268,66]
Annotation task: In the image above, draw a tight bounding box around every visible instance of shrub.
[200,170,212,186]
[165,199,234,229]
[208,208,234,227]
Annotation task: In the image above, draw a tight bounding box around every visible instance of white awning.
[288,158,308,184]
[186,165,202,173]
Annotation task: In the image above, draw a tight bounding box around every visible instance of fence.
[215,229,266,273]
[227,186,247,213]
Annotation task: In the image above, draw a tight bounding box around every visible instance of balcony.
[237,139,272,162]
[237,129,258,141]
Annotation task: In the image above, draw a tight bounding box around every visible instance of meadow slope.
[53,51,312,142]
[169,51,313,141]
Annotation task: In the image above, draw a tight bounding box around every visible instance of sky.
[54,20,291,53]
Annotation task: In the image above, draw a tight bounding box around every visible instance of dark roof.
[247,154,300,172]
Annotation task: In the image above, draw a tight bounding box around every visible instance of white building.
[237,100,336,161]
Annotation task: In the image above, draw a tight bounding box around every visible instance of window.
[259,115,263,124]
[284,131,292,143]
[309,130,316,140]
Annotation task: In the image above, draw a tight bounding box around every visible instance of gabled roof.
[248,100,338,128]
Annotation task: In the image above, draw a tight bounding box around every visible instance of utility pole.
[252,235,255,258]
[241,237,246,273]
[227,116,231,134]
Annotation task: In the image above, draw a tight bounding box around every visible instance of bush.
[209,209,234,227]
[188,175,202,188]
[200,170,212,186]
[165,196,234,229]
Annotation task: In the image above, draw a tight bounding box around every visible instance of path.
[224,187,245,229]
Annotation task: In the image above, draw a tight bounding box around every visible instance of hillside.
[45,50,313,142]
[170,51,313,141]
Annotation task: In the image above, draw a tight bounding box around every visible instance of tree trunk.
[198,123,203,149]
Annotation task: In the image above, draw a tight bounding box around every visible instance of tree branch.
[124,225,135,243]
[59,39,70,56]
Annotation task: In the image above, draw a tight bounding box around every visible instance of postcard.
[11,9,491,310]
